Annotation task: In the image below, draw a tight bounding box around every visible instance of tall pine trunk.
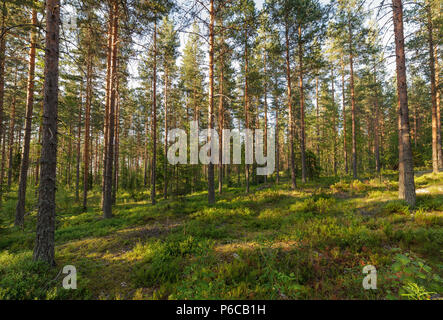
[392,0,416,206]
[348,21,357,179]
[103,0,118,218]
[285,16,296,189]
[33,0,60,266]
[427,3,439,173]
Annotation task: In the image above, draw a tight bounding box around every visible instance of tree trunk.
[112,76,120,205]
[75,90,82,202]
[15,9,37,227]
[392,0,416,206]
[374,68,381,173]
[207,0,215,204]
[103,0,118,218]
[341,56,348,174]
[427,3,439,173]
[151,19,157,205]
[298,26,307,183]
[7,69,17,188]
[331,67,337,176]
[0,1,5,163]
[436,47,442,169]
[163,67,168,199]
[83,53,92,211]
[33,0,60,266]
[102,4,114,208]
[285,17,296,189]
[348,21,357,179]
[218,23,224,194]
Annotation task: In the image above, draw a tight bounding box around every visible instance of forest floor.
[0,171,442,300]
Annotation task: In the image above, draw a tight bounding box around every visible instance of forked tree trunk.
[15,9,37,227]
[392,0,416,206]
[33,0,60,266]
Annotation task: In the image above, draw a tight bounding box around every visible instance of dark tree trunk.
[103,0,118,218]
[33,0,60,266]
[15,9,37,227]
[392,0,416,206]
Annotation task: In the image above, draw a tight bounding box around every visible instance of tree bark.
[33,0,60,266]
[392,0,416,206]
[15,9,37,227]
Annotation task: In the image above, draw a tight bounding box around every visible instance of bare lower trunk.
[392,0,416,206]
[33,0,60,266]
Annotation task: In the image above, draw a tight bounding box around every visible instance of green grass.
[0,172,442,300]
